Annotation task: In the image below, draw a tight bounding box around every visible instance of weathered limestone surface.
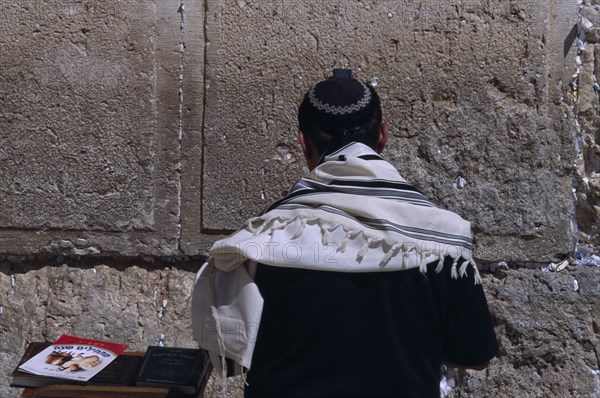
[574,2,600,249]
[0,0,206,256]
[202,0,578,262]
[0,1,592,258]
[467,266,600,397]
[0,261,198,398]
[2,263,599,398]
[1,1,599,398]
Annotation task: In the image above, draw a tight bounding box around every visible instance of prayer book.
[135,346,212,395]
[17,334,128,383]
[11,341,141,388]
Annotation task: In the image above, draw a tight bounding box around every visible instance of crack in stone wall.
[176,1,186,251]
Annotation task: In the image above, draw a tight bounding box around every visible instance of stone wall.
[574,2,600,249]
[2,261,599,398]
[1,1,599,397]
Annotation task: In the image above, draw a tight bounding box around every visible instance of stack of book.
[11,336,213,398]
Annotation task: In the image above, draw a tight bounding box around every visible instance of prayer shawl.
[192,142,480,377]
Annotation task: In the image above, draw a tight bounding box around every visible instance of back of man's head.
[298,69,382,156]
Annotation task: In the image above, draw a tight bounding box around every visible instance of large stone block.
[573,11,600,247]
[0,0,205,256]
[202,0,578,261]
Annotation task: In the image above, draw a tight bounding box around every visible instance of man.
[192,69,498,398]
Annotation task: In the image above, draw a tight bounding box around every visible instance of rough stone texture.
[464,266,600,398]
[574,3,600,249]
[1,1,600,398]
[2,263,599,398]
[0,1,155,230]
[202,0,576,262]
[0,0,591,259]
[0,0,206,256]
[180,0,210,254]
[0,260,200,398]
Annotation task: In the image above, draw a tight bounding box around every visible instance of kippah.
[306,69,374,118]
[308,82,371,116]
[298,69,380,143]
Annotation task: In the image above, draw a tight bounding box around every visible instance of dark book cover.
[87,354,144,386]
[135,346,212,395]
[11,342,142,389]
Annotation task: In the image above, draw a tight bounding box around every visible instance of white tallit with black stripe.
[192,142,480,376]
[211,142,478,278]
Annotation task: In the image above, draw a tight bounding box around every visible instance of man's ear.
[376,123,388,153]
[298,130,321,170]
[297,130,310,156]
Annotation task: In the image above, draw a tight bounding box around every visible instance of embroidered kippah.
[298,69,381,147]
[308,82,372,116]
[306,69,373,117]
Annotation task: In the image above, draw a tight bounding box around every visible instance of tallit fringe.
[472,259,482,285]
[244,215,481,284]
[321,225,332,246]
[419,251,433,274]
[339,229,362,253]
[436,257,445,273]
[380,243,401,267]
[209,263,245,398]
[459,259,470,277]
[209,308,252,398]
[401,243,416,268]
[356,237,374,262]
[210,306,228,397]
[451,260,459,279]
[291,219,307,239]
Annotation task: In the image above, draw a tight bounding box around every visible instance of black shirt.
[245,257,498,398]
